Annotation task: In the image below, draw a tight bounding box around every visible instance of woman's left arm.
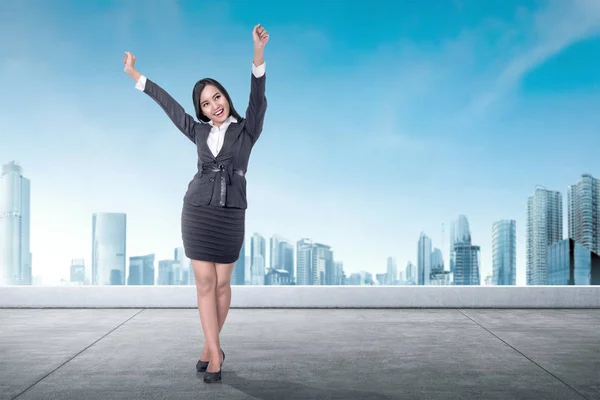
[245,24,269,143]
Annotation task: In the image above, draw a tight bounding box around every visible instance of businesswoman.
[123,24,269,383]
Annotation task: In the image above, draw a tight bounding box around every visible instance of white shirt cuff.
[135,75,147,91]
[252,62,266,78]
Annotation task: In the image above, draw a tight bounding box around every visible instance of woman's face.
[200,84,230,126]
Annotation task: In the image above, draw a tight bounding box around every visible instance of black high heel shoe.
[196,359,209,372]
[203,349,225,383]
[196,348,224,372]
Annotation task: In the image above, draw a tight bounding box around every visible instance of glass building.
[568,173,600,254]
[548,238,600,285]
[128,254,155,285]
[527,186,563,285]
[492,220,517,285]
[0,161,31,286]
[92,212,126,285]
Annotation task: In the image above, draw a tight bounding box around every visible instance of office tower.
[492,220,516,285]
[0,161,32,285]
[527,186,562,285]
[568,173,600,254]
[92,212,126,285]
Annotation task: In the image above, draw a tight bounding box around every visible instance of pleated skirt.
[181,202,245,264]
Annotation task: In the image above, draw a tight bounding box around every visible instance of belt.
[201,163,244,182]
[200,162,245,206]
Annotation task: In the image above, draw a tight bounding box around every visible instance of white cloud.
[469,0,600,113]
[336,0,600,155]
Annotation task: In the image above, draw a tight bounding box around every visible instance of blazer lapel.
[197,123,213,157]
[216,121,243,158]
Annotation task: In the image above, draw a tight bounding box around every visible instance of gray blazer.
[142,73,267,209]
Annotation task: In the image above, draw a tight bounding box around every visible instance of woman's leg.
[198,262,235,361]
[215,262,236,330]
[192,260,222,372]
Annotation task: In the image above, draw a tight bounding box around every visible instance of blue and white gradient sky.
[2,0,600,285]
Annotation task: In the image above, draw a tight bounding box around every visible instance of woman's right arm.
[124,52,198,143]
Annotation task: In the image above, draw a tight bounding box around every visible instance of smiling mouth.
[214,108,224,117]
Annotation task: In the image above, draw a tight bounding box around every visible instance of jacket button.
[210,178,214,182]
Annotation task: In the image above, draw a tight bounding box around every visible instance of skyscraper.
[174,246,192,285]
[405,261,416,284]
[417,232,432,285]
[492,219,516,285]
[232,241,245,285]
[128,254,155,285]
[296,238,313,286]
[568,173,600,254]
[251,233,266,285]
[450,215,480,285]
[453,242,481,285]
[0,161,32,285]
[527,186,562,285]
[312,242,333,285]
[449,214,470,275]
[70,259,85,284]
[431,248,444,274]
[279,241,294,282]
[334,261,345,285]
[386,256,398,284]
[92,212,126,285]
[269,234,294,282]
[269,234,285,269]
[548,238,600,285]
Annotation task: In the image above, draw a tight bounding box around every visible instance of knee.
[216,279,231,296]
[197,277,216,296]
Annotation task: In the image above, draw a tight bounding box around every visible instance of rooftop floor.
[1,308,598,400]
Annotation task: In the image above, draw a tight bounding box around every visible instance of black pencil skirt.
[181,201,245,264]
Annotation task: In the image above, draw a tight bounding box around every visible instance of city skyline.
[2,1,600,285]
[3,159,599,286]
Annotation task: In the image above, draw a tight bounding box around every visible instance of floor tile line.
[10,308,146,400]
[456,309,590,400]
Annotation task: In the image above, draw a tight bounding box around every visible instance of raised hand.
[253,24,269,50]
[123,51,136,73]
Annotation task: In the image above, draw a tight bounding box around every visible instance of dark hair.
[192,78,242,123]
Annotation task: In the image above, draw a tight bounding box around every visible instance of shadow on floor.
[196,370,394,400]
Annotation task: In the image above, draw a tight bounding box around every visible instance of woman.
[123,24,269,383]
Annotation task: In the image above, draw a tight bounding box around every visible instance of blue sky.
[2,0,600,285]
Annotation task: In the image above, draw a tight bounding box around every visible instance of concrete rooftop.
[1,308,599,400]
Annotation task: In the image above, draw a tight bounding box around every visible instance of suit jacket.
[142,73,267,209]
